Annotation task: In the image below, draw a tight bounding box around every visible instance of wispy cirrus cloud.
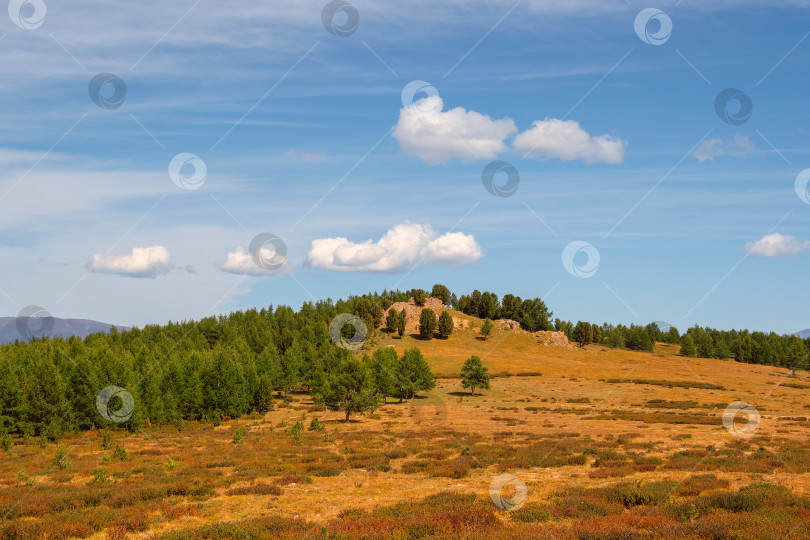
[694,134,757,162]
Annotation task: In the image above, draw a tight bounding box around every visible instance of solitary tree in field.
[397,309,406,338]
[385,309,398,333]
[437,311,454,339]
[460,355,490,396]
[419,308,437,340]
[480,318,493,340]
[315,356,379,422]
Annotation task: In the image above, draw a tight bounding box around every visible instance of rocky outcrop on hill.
[534,331,571,347]
[384,298,570,348]
[385,297,459,334]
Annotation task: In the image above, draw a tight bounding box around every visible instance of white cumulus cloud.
[91,246,172,278]
[746,233,810,257]
[512,118,626,164]
[220,247,291,276]
[694,134,756,162]
[307,223,483,272]
[393,97,517,165]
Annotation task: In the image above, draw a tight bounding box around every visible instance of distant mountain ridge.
[0,316,129,344]
[793,329,810,339]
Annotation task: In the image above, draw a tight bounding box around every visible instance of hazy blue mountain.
[0,316,129,344]
[793,329,810,339]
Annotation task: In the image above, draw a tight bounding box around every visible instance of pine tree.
[460,356,490,396]
[369,348,398,403]
[397,309,406,338]
[255,374,275,412]
[314,357,379,423]
[573,321,593,347]
[385,309,398,333]
[430,284,451,305]
[419,309,437,340]
[396,348,435,401]
[680,335,697,357]
[437,311,454,339]
[280,345,304,395]
[480,318,494,340]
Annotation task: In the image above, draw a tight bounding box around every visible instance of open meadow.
[2,317,809,539]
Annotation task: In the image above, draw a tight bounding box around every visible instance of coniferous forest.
[1,285,807,439]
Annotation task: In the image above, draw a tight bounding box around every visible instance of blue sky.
[0,0,808,333]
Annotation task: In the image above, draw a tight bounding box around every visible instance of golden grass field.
[2,316,810,539]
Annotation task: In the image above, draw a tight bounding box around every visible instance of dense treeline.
[0,293,437,439]
[455,290,553,332]
[2,284,807,439]
[563,320,810,372]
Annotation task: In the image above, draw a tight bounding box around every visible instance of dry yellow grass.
[3,315,810,538]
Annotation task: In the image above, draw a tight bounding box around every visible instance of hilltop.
[0,288,809,538]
